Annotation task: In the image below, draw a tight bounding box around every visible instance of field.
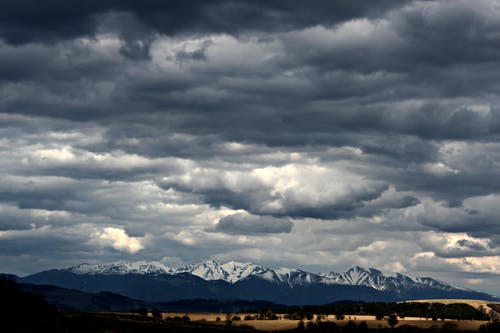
[161,312,493,331]
[160,299,500,331]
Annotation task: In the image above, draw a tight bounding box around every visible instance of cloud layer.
[0,0,499,296]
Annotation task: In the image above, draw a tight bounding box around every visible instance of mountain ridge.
[15,260,497,305]
[61,259,471,292]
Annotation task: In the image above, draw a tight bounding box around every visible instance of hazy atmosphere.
[0,0,499,296]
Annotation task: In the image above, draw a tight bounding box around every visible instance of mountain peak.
[368,268,383,275]
[67,261,172,275]
[178,260,268,283]
[317,266,419,291]
[176,260,227,281]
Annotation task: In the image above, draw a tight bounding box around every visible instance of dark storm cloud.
[0,0,410,44]
[0,232,89,256]
[417,202,500,239]
[1,0,500,295]
[281,1,500,74]
[1,0,499,216]
[3,1,500,144]
[214,213,293,235]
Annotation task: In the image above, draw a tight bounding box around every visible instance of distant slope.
[19,283,150,311]
[19,282,286,312]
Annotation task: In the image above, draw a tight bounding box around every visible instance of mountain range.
[14,260,497,305]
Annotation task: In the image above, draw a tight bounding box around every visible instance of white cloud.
[162,162,385,216]
[423,162,459,175]
[94,227,145,254]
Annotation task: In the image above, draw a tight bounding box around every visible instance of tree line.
[278,301,492,321]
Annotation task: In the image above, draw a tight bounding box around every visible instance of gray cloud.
[214,213,293,235]
[0,0,410,45]
[0,0,499,296]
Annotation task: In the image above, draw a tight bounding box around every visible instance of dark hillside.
[0,275,58,332]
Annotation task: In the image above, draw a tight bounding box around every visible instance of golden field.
[161,312,494,331]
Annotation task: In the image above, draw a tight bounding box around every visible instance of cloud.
[0,0,410,45]
[1,0,500,296]
[94,227,145,254]
[214,213,293,235]
[160,162,387,219]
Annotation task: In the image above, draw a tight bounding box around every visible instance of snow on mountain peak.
[221,261,268,283]
[416,277,468,291]
[67,261,172,275]
[176,260,269,283]
[176,260,228,281]
[319,266,419,291]
[64,260,469,293]
[343,266,373,285]
[267,267,321,287]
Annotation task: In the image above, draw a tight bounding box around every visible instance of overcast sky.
[0,0,499,296]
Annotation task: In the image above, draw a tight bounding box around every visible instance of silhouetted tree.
[152,307,162,319]
[135,307,148,317]
[261,308,278,320]
[306,320,316,331]
[297,319,305,332]
[387,314,399,328]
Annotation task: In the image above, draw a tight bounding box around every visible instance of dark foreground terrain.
[5,310,500,333]
[1,276,498,333]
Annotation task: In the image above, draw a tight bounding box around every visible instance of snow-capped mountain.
[253,267,322,287]
[175,260,229,281]
[221,261,268,283]
[174,260,268,283]
[19,259,496,304]
[67,261,172,275]
[171,260,461,292]
[416,277,467,291]
[63,260,469,292]
[319,266,424,291]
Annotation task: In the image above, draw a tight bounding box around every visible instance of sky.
[0,0,499,296]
